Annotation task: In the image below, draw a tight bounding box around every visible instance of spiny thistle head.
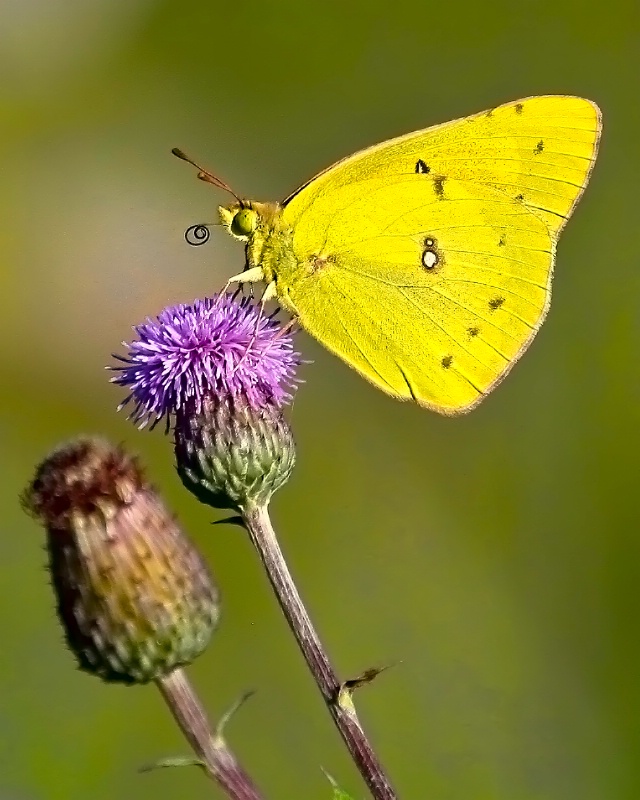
[111,294,299,429]
[22,437,219,685]
[111,294,300,512]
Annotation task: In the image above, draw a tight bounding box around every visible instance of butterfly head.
[219,200,284,243]
[219,202,259,241]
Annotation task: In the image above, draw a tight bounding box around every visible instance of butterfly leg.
[229,282,280,376]
[223,266,265,292]
[229,301,265,377]
[261,281,278,304]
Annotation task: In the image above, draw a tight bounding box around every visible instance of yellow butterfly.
[175,95,601,415]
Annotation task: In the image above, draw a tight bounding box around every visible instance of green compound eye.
[231,208,257,237]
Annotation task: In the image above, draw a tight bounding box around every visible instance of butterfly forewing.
[284,96,601,238]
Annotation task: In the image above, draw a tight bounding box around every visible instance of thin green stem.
[242,504,397,800]
[156,668,264,800]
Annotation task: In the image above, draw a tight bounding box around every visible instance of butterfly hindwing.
[283,175,552,412]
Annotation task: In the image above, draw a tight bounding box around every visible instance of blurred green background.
[2,0,639,798]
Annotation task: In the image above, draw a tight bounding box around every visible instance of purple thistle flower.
[111,294,300,429]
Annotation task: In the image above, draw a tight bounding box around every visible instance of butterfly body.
[212,96,601,414]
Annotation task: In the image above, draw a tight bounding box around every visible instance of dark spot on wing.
[433,176,446,198]
[535,140,544,154]
[489,297,505,310]
[441,355,453,368]
[515,193,525,201]
[498,235,506,247]
[515,103,524,114]
[421,237,440,270]
[468,327,480,337]
[415,159,430,174]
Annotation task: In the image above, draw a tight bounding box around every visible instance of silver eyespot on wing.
[422,250,438,269]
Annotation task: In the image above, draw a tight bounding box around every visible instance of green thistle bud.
[22,437,219,685]
[174,395,296,512]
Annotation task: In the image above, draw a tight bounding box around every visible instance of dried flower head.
[23,437,219,684]
[111,294,300,429]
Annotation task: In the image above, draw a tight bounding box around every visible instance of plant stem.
[242,504,397,800]
[156,668,264,800]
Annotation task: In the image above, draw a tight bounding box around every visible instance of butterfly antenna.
[171,148,241,201]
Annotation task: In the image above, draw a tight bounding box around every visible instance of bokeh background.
[2,1,639,798]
